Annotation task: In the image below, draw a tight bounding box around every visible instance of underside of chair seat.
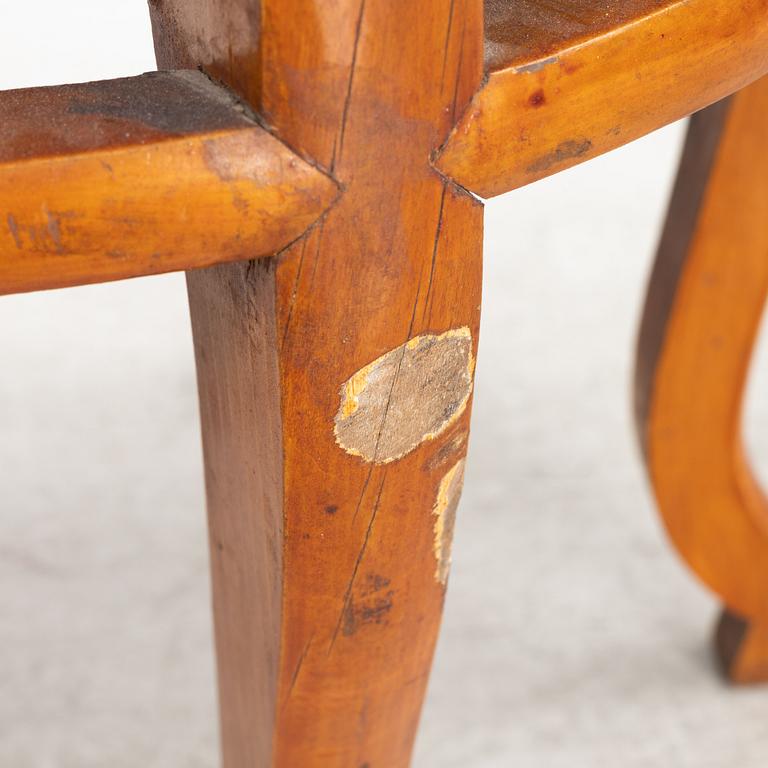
[484,0,670,72]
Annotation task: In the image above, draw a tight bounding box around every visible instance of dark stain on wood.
[525,138,593,173]
[343,574,394,637]
[67,70,253,135]
[343,590,394,636]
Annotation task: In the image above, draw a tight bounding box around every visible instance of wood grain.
[152,0,484,765]
[0,71,338,294]
[437,0,768,197]
[484,0,670,72]
[6,0,766,756]
[636,75,768,682]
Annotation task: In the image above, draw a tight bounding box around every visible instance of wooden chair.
[2,1,768,764]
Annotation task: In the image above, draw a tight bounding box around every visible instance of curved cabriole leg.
[153,0,485,764]
[636,75,768,683]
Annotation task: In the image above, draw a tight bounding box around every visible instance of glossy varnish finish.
[152,0,483,764]
[2,0,768,763]
[0,71,337,294]
[438,0,768,197]
[636,75,768,682]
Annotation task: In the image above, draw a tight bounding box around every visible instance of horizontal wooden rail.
[436,0,768,198]
[0,71,339,294]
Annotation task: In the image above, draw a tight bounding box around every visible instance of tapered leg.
[636,76,768,683]
[152,0,485,764]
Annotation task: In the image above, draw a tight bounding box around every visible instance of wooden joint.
[436,0,768,199]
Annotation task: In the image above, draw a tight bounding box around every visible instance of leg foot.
[715,609,768,684]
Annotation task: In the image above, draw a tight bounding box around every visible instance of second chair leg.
[188,186,481,765]
[636,75,768,682]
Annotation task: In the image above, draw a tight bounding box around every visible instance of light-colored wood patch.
[433,459,466,585]
[334,327,474,464]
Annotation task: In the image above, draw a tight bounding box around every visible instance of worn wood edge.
[0,141,340,295]
[186,257,284,766]
[0,72,342,295]
[434,0,768,197]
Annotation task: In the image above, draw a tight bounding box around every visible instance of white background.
[2,2,768,766]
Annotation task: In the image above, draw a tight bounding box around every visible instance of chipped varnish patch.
[334,327,475,464]
[422,430,468,472]
[432,459,465,585]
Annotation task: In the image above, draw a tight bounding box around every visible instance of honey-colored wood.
[716,610,768,684]
[0,71,338,294]
[636,75,768,683]
[152,0,483,764]
[436,0,768,197]
[4,0,768,762]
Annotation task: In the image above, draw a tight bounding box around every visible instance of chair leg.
[636,75,768,683]
[150,0,483,768]
[188,197,481,765]
[168,1,486,762]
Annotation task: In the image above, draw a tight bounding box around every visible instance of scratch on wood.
[307,219,326,292]
[360,271,423,464]
[328,472,386,653]
[343,591,393,636]
[433,458,465,584]
[422,183,447,324]
[351,464,374,527]
[284,634,313,705]
[440,0,456,92]
[6,214,21,249]
[369,330,412,452]
[333,0,367,173]
[334,327,475,464]
[281,237,309,350]
[514,55,559,74]
[450,16,467,122]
